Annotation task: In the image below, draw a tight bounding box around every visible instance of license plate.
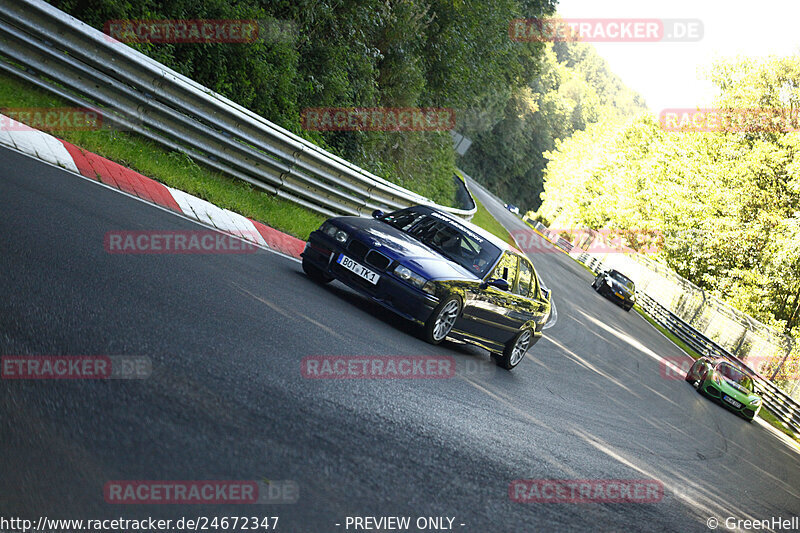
[723,395,742,409]
[337,254,380,285]
[615,292,623,299]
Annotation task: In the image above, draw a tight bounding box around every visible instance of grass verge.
[635,307,704,360]
[0,72,326,239]
[470,195,512,243]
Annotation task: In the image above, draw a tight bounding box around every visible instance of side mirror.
[372,209,385,219]
[541,287,551,300]
[480,278,510,291]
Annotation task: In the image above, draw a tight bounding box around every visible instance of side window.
[493,253,519,289]
[515,256,533,297]
[388,211,423,230]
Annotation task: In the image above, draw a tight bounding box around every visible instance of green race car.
[685,357,762,421]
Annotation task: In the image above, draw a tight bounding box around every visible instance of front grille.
[365,250,390,271]
[742,408,755,418]
[347,240,369,262]
[333,263,379,293]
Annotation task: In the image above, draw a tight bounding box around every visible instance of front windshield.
[717,362,755,392]
[609,270,634,291]
[383,208,501,277]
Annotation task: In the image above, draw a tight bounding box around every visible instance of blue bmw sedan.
[301,205,551,370]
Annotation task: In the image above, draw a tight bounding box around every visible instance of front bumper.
[302,232,439,324]
[598,283,634,307]
[699,381,761,420]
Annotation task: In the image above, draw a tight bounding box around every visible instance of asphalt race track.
[2,145,799,532]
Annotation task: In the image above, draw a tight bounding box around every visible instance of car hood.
[332,216,479,281]
[606,278,633,295]
[714,375,759,401]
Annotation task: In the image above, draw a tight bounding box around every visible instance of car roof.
[609,269,633,281]
[412,205,518,254]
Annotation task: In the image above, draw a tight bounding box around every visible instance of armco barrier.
[524,218,800,434]
[0,0,475,220]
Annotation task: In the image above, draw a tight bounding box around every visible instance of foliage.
[49,0,557,207]
[470,196,513,244]
[536,54,800,337]
[458,40,646,212]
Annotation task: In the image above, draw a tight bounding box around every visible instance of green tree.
[536,54,800,339]
[459,40,646,211]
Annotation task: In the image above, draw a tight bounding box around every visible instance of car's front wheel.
[697,375,708,394]
[302,257,333,284]
[423,296,461,345]
[494,327,533,370]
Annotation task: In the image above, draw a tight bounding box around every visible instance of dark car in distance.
[301,205,552,369]
[592,269,635,311]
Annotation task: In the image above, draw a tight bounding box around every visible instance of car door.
[510,255,549,331]
[461,252,521,344]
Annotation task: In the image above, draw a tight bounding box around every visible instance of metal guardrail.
[526,219,800,434]
[0,0,476,220]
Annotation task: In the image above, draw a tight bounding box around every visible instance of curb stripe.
[60,141,96,179]
[249,219,305,258]
[0,112,304,259]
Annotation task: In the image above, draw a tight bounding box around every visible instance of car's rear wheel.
[302,257,333,284]
[423,296,461,344]
[494,328,533,370]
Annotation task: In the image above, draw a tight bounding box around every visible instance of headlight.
[749,397,761,405]
[321,223,337,237]
[320,223,348,243]
[394,265,428,290]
